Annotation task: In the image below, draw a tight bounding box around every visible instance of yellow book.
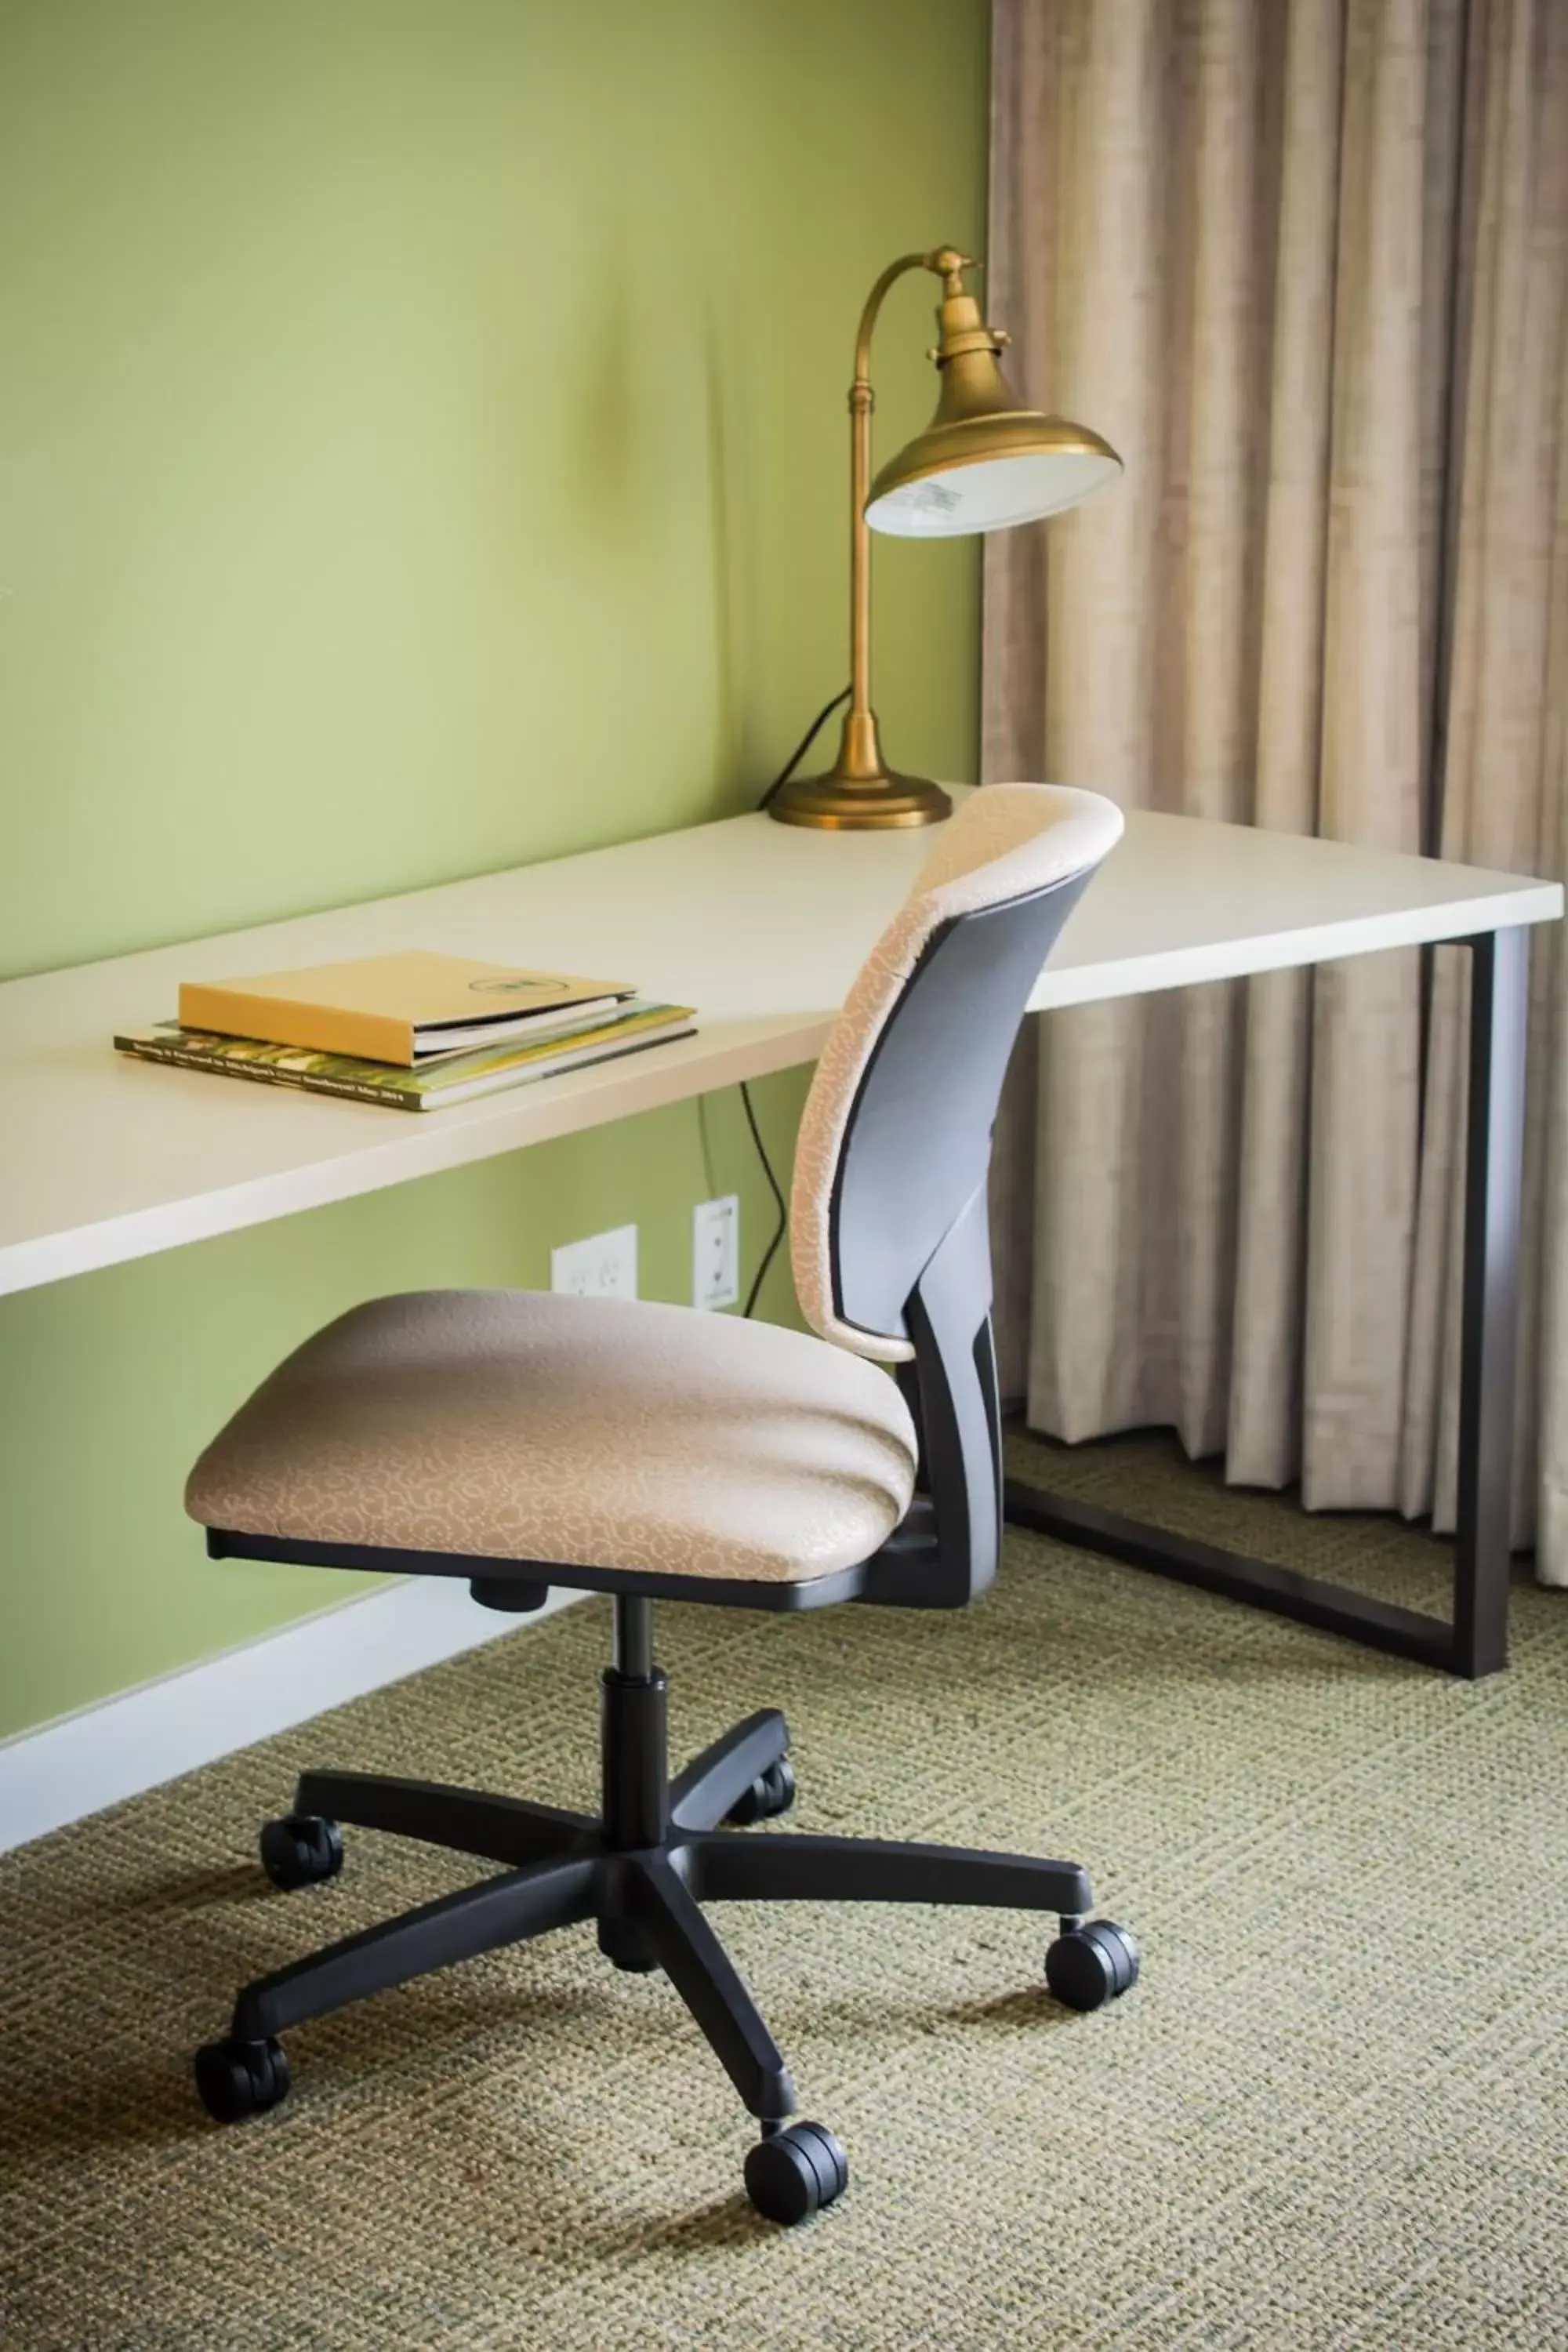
[178,949,633,1066]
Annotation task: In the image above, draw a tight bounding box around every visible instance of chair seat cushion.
[186,1290,919,1586]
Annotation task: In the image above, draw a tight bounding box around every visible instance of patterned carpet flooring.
[2,1432,1565,2350]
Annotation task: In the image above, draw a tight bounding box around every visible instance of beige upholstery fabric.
[985,0,1568,1579]
[186,1290,917,1584]
[789,782,1123,1365]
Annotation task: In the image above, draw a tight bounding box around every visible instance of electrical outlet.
[550,1223,637,1301]
[692,1194,740,1311]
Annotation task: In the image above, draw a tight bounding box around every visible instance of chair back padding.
[790,784,1123,1363]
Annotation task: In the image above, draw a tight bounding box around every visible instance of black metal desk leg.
[1004,925,1531,1678]
[1450,924,1528,1676]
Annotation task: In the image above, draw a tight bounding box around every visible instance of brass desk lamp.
[770,246,1120,831]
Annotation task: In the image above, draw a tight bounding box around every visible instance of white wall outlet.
[692,1194,740,1311]
[550,1223,637,1301]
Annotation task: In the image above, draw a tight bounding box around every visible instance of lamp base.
[768,769,952,831]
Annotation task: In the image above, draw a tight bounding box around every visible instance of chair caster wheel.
[1046,1918,1140,2012]
[744,2120,848,2225]
[259,1813,343,1890]
[725,1759,796,1827]
[194,2034,291,2123]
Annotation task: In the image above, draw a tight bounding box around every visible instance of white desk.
[1,804,1557,1298]
[2,800,1559,1672]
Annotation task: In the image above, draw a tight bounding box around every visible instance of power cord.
[739,686,850,1312]
[739,1080,786,1317]
[756,684,851,811]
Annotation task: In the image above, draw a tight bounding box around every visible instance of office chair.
[185,782,1134,2225]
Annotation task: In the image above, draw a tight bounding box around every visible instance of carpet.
[2,1432,1565,2350]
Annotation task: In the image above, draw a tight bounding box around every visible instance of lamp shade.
[866,413,1121,539]
[864,293,1120,539]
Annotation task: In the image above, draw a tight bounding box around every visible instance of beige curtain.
[985,0,1568,1579]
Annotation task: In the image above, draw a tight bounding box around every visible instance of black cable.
[739,685,850,1310]
[757,684,851,810]
[739,1079,786,1317]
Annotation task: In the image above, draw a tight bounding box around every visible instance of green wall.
[0,0,989,1741]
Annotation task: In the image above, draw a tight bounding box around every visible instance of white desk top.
[2,803,1559,1298]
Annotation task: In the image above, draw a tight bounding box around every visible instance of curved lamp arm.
[852,249,952,384]
[842,251,970,779]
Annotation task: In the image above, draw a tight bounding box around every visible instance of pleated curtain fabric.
[984,0,1568,1577]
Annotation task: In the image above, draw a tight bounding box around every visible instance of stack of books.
[114,949,696,1112]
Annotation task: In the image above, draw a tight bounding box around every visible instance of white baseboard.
[0,1577,586,1854]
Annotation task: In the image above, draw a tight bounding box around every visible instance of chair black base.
[194,1601,1135,2223]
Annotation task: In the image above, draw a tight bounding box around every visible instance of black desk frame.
[1004,924,1530,1679]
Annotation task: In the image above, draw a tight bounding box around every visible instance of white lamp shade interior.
[866,448,1120,539]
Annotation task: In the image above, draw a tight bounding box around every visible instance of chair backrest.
[790,783,1123,1605]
